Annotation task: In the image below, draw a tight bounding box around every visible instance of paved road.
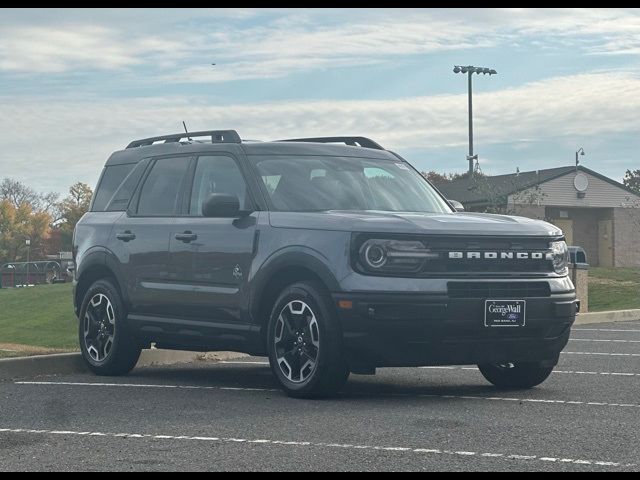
[1,320,639,471]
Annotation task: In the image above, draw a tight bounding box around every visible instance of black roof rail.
[126,130,241,149]
[277,136,385,151]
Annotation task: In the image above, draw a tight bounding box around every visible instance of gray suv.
[73,130,577,398]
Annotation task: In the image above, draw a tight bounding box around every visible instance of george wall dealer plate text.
[485,300,526,327]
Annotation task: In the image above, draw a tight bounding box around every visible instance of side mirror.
[448,200,465,212]
[202,193,241,218]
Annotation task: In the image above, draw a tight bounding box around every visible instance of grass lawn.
[0,283,78,352]
[589,267,640,312]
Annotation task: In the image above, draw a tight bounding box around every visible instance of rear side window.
[136,157,189,216]
[106,159,149,212]
[92,164,135,211]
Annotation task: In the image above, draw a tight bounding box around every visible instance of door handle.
[175,231,198,243]
[116,231,136,242]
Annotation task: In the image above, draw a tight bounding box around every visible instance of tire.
[267,281,349,398]
[78,278,141,376]
[478,362,554,389]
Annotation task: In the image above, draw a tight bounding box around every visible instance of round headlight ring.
[364,243,387,269]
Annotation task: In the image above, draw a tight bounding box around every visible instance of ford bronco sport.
[73,130,577,398]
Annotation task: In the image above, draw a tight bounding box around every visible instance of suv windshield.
[251,155,452,213]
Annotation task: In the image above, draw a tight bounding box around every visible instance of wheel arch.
[250,250,340,348]
[75,250,127,318]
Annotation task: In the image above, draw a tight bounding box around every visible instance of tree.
[0,199,52,264]
[55,182,93,251]
[623,169,640,195]
[474,174,546,216]
[0,178,59,215]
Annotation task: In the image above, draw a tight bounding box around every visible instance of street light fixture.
[576,147,585,168]
[453,65,498,176]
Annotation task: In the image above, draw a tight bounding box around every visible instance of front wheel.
[478,362,554,389]
[79,279,141,376]
[267,281,349,398]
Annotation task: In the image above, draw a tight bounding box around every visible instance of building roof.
[433,165,638,206]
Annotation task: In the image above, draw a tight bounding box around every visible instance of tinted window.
[92,164,135,211]
[251,156,452,213]
[137,157,189,216]
[106,159,149,212]
[189,156,250,215]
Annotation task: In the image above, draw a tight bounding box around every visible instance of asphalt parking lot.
[1,320,639,471]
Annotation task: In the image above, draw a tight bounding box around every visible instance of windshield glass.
[251,155,452,213]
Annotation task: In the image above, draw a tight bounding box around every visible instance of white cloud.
[2,9,640,79]
[1,70,639,192]
[0,25,181,73]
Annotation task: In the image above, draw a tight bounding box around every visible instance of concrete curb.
[575,309,640,325]
[0,350,247,382]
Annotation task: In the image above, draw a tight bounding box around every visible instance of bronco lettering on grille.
[449,252,552,260]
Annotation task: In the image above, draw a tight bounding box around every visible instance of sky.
[1,8,640,194]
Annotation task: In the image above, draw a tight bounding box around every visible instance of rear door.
[112,154,192,317]
[169,153,259,326]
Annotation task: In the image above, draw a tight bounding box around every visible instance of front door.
[598,219,614,267]
[169,154,258,326]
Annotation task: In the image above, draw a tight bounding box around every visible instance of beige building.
[435,166,640,267]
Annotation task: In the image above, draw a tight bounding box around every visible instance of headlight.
[358,239,437,274]
[549,240,569,275]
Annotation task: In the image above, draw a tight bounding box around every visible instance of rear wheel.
[267,281,349,398]
[79,279,141,376]
[478,362,554,389]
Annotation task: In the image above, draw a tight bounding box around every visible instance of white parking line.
[573,328,640,333]
[15,381,640,410]
[570,339,640,343]
[421,366,640,378]
[564,352,640,357]
[0,427,633,469]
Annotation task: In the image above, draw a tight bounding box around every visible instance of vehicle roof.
[105,140,398,166]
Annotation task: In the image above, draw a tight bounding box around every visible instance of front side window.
[251,156,452,213]
[189,156,250,216]
[136,157,189,216]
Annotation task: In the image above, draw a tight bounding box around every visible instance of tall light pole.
[453,65,497,176]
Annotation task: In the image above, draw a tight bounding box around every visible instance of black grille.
[353,235,559,277]
[448,282,551,299]
[426,236,554,275]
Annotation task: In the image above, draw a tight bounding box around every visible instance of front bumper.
[332,291,577,368]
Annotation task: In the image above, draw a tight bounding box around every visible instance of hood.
[269,210,563,237]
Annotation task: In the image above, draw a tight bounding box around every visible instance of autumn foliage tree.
[0,179,93,264]
[55,182,93,252]
[0,200,52,263]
